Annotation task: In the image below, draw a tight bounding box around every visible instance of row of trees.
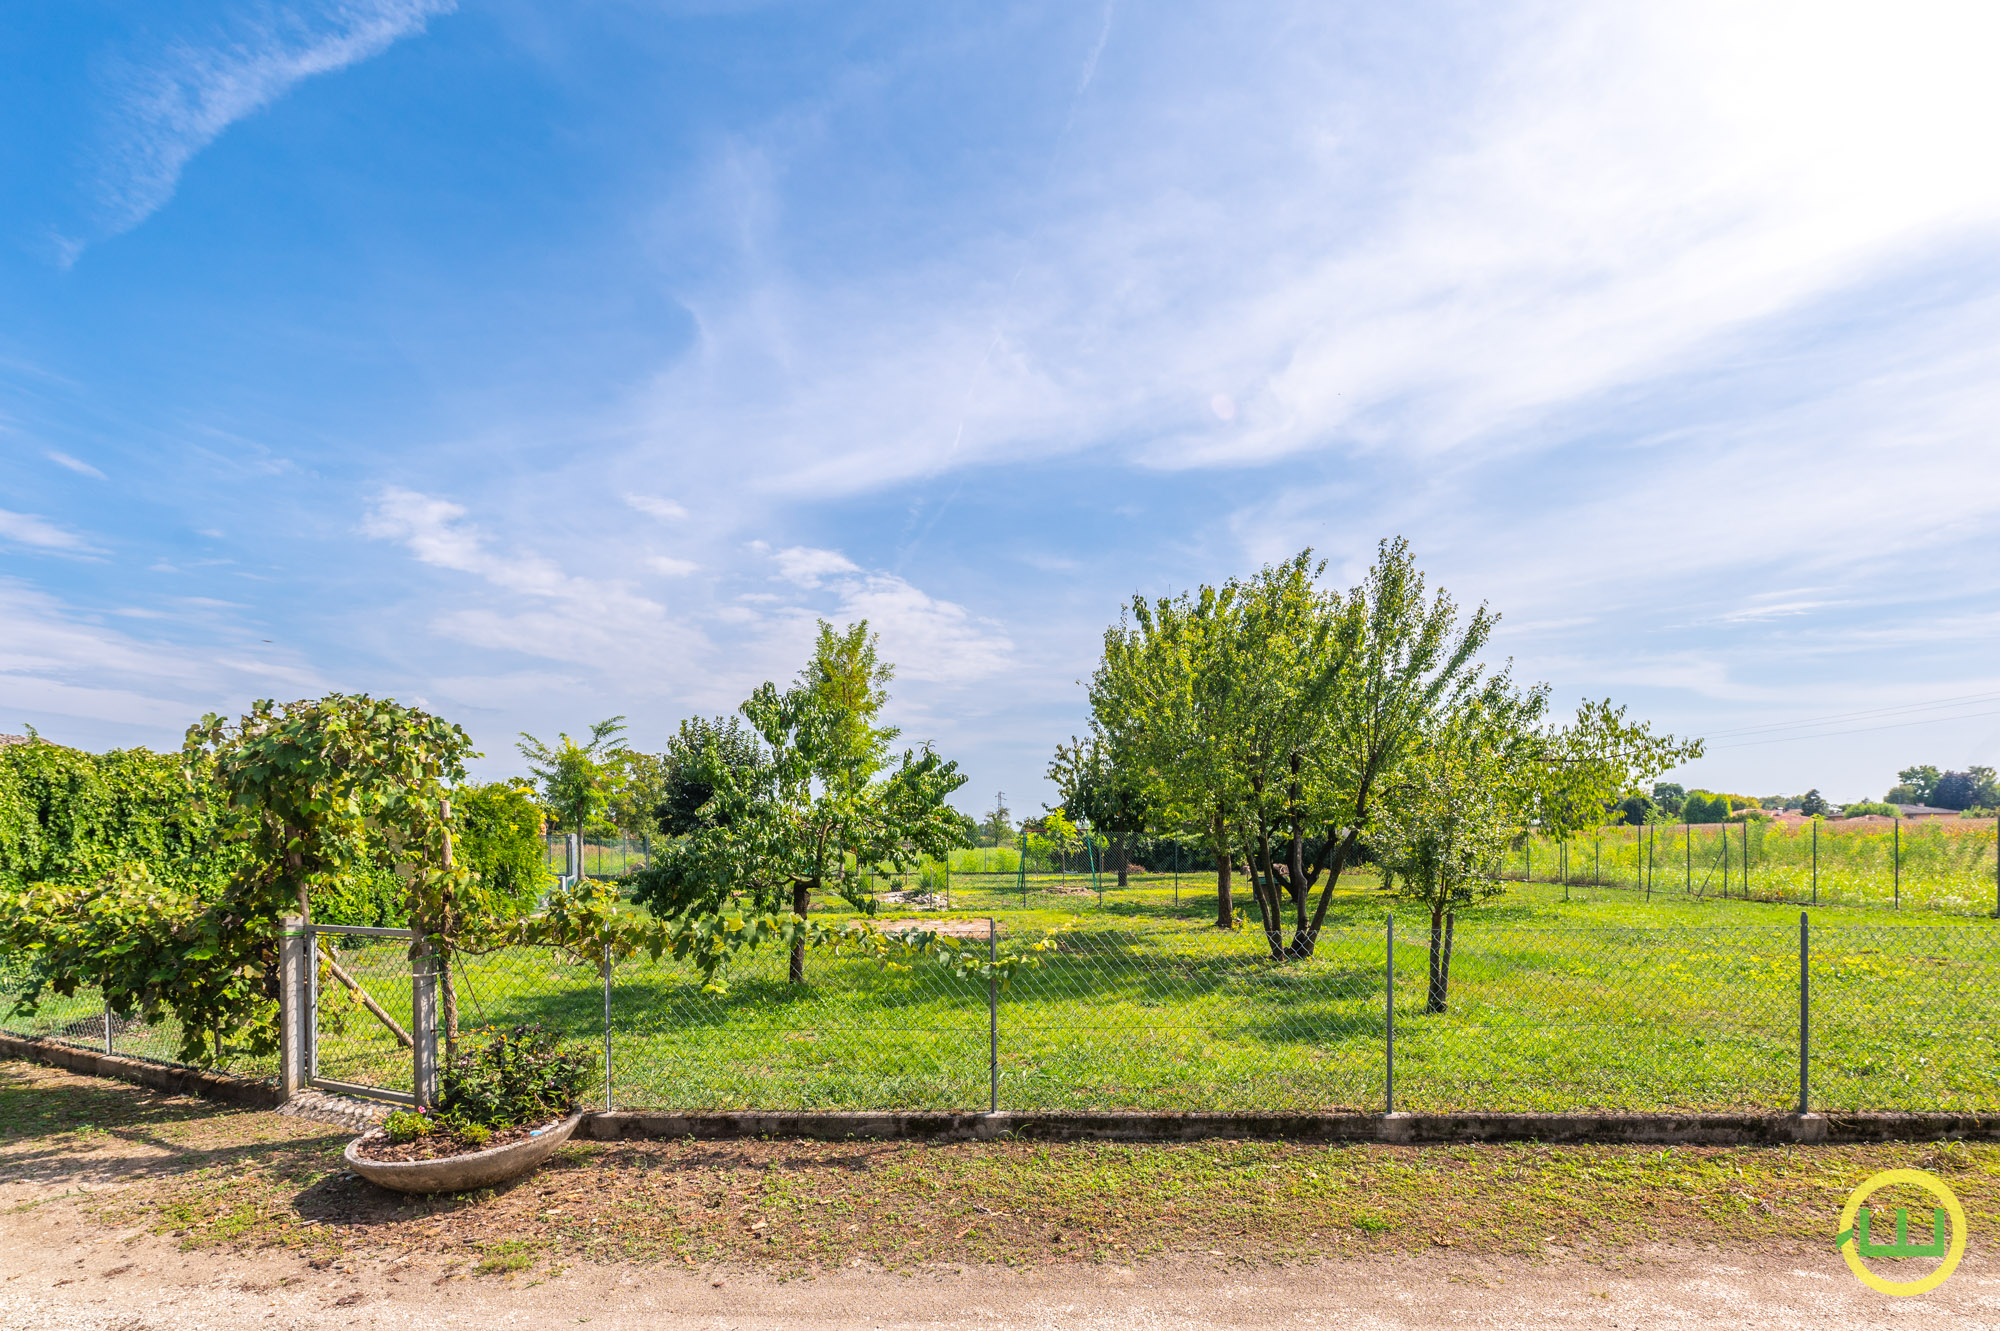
[1071,541,1698,1007]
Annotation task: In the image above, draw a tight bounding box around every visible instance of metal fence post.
[103,1008,112,1056]
[411,939,440,1107]
[278,915,308,1100]
[1798,911,1809,1115]
[987,917,998,1114]
[1893,818,1900,908]
[602,941,613,1111]
[1812,819,1818,905]
[1384,913,1395,1114]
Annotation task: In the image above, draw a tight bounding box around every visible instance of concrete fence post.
[278,915,309,1101]
[412,939,440,1107]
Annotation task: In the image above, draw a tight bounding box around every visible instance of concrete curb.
[581,1108,2000,1145]
[0,1032,281,1109]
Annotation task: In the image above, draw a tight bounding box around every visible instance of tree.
[1048,736,1148,887]
[979,792,1014,848]
[1799,788,1829,817]
[1091,575,1253,929]
[1933,767,1999,811]
[517,718,629,863]
[1681,791,1730,824]
[1093,540,1516,959]
[1528,699,1701,865]
[1894,765,1942,805]
[1651,783,1686,816]
[1614,793,1657,826]
[454,781,554,913]
[1374,695,1538,1012]
[653,716,767,837]
[630,621,967,984]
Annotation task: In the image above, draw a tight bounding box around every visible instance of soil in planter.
[352,1115,569,1164]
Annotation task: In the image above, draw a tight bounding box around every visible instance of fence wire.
[8,915,2000,1116]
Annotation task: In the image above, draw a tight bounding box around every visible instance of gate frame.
[285,919,434,1108]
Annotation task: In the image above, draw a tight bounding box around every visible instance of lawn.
[8,1061,2000,1275]
[222,871,2000,1116]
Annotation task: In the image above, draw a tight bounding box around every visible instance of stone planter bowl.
[344,1110,586,1194]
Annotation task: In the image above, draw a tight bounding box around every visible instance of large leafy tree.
[632,621,968,984]
[1933,767,1999,811]
[1091,579,1252,928]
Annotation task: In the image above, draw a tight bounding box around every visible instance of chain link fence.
[8,915,2000,1115]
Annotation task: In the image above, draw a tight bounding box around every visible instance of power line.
[1699,689,2000,742]
[1707,707,2000,750]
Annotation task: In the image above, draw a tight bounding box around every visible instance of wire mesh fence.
[309,926,417,1099]
[8,914,2000,1116]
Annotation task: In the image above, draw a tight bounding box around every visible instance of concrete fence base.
[10,1037,2000,1145]
[582,1107,2000,1146]
[0,1032,281,1109]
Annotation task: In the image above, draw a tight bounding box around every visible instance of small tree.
[632,621,967,984]
[1374,695,1539,1012]
[1530,699,1701,868]
[517,718,629,871]
[1799,788,1829,817]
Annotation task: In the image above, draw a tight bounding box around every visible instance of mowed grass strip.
[10,1062,2000,1279]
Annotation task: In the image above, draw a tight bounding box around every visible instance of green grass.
[1507,818,2000,915]
[265,871,2000,1116]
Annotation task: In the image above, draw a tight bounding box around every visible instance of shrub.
[1839,801,1898,819]
[438,1023,592,1129]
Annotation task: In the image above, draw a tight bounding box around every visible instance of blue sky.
[5,0,2000,812]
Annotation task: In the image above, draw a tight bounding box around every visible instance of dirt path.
[5,1208,1998,1331]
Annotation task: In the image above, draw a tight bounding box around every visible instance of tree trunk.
[1286,754,1308,922]
[789,878,810,984]
[1212,808,1234,929]
[1114,831,1128,890]
[1252,816,1284,959]
[1426,905,1453,1013]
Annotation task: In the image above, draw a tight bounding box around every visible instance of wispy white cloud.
[45,450,106,479]
[626,494,688,520]
[770,545,859,588]
[646,555,699,577]
[80,1,454,249]
[0,509,101,554]
[361,487,697,674]
[0,578,325,735]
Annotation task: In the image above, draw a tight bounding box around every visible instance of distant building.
[1892,804,1962,819]
[0,734,27,749]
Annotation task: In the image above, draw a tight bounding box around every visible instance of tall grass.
[1508,818,2000,916]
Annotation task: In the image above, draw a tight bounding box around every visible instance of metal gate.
[307,924,421,1105]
